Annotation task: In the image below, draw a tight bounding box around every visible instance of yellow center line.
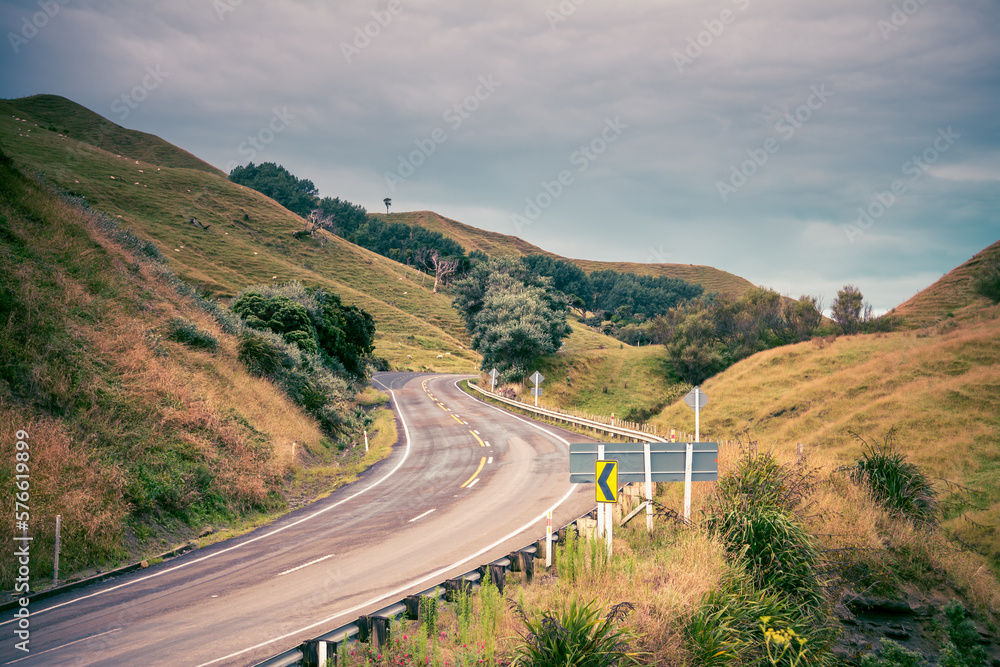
[437,402,449,412]
[451,414,463,424]
[469,430,486,447]
[460,457,486,488]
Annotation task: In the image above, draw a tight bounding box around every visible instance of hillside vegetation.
[653,267,1000,561]
[0,95,475,371]
[0,153,394,587]
[373,210,759,296]
[893,240,1000,328]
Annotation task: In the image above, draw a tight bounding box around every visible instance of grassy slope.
[0,96,475,372]
[0,154,404,586]
[892,239,1000,328]
[373,210,758,296]
[653,290,1000,558]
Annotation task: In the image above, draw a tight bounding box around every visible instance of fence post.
[54,515,61,586]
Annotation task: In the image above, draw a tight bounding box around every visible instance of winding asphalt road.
[0,373,595,666]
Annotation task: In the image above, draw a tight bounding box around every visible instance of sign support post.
[643,442,653,532]
[596,443,605,537]
[529,371,544,407]
[595,459,618,559]
[489,368,499,393]
[683,442,694,521]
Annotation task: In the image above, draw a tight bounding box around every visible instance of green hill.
[0,150,399,587]
[373,210,759,296]
[652,248,1000,561]
[0,95,475,371]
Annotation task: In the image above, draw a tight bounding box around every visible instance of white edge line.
[487,457,493,464]
[407,508,436,523]
[3,628,122,665]
[1,387,413,626]
[278,553,336,577]
[194,377,578,667]
[466,478,480,488]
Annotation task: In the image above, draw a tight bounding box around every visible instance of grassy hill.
[0,95,476,372]
[0,152,397,588]
[651,255,1000,561]
[373,210,759,296]
[892,239,1000,328]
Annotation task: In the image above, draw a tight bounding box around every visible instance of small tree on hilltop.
[383,197,391,214]
[831,284,865,334]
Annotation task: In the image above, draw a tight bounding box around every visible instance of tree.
[383,197,391,214]
[428,250,459,293]
[831,285,865,334]
[228,162,319,217]
[452,257,570,379]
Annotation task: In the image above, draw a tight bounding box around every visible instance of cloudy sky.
[2,0,998,311]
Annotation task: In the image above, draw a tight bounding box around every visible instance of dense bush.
[231,282,374,379]
[849,429,938,527]
[648,288,822,385]
[971,256,1000,303]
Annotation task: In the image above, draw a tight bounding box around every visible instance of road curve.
[1,373,595,666]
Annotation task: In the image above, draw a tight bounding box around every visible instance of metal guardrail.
[465,380,667,443]
[251,535,588,667]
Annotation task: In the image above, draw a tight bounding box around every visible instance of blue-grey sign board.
[569,442,718,483]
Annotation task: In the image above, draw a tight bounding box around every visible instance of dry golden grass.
[0,160,397,587]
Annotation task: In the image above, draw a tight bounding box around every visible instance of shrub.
[705,442,825,610]
[712,505,825,611]
[849,429,937,527]
[165,317,218,351]
[971,257,1000,303]
[940,601,987,667]
[510,599,640,667]
[710,442,815,516]
[859,639,928,667]
[686,575,835,667]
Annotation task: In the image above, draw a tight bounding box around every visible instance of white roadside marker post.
[545,510,553,568]
[643,442,653,532]
[597,443,605,537]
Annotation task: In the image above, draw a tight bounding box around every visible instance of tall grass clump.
[849,429,938,527]
[557,525,608,584]
[509,599,640,667]
[686,574,836,667]
[165,317,218,351]
[690,441,835,665]
[705,442,824,610]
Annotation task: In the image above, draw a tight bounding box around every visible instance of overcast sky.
[2,0,998,311]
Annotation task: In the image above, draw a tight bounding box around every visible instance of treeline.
[522,254,704,320]
[647,288,823,385]
[229,162,467,279]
